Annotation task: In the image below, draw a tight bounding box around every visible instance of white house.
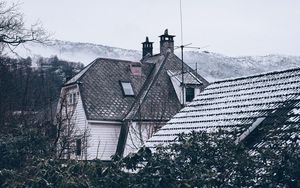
[56,29,209,160]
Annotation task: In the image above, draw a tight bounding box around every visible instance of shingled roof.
[64,53,208,121]
[65,58,152,121]
[146,67,300,148]
[125,53,208,121]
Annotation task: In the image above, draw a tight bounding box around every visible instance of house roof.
[167,70,203,85]
[125,53,208,121]
[64,53,208,121]
[146,67,300,148]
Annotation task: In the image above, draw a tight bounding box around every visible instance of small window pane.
[186,88,195,102]
[72,93,76,104]
[121,82,134,96]
[76,139,81,156]
[69,94,73,104]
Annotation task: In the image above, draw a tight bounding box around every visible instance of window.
[186,87,195,102]
[68,93,77,105]
[76,139,81,156]
[69,94,73,104]
[72,93,76,104]
[120,81,134,96]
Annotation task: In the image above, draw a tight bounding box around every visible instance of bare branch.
[0,1,50,55]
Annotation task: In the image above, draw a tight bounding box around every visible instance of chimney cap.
[159,29,175,37]
[142,36,153,44]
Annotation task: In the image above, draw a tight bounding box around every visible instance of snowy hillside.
[13,40,300,82]
[15,40,141,64]
[183,51,300,81]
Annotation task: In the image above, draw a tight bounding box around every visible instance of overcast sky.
[12,0,300,56]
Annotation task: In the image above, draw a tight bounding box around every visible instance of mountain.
[13,40,300,82]
[183,51,300,81]
[14,40,141,65]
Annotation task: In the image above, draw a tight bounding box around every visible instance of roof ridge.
[123,53,171,120]
[64,58,142,86]
[211,67,300,85]
[96,57,140,63]
[64,58,98,86]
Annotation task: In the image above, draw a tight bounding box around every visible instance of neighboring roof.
[146,67,300,148]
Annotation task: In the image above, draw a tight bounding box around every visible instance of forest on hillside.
[0,56,83,124]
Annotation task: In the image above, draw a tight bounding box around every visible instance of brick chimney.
[130,63,142,76]
[142,36,153,58]
[159,29,175,55]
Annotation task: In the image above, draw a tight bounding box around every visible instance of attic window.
[68,93,77,105]
[186,88,195,102]
[120,81,134,96]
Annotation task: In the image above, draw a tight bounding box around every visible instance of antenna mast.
[178,0,209,106]
[180,0,185,106]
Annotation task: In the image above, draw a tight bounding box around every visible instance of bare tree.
[55,89,90,160]
[126,88,171,152]
[0,1,49,54]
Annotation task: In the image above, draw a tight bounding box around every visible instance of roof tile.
[146,67,300,148]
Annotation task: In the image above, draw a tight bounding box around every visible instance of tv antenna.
[176,0,209,106]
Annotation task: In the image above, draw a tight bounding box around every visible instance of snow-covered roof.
[146,67,300,148]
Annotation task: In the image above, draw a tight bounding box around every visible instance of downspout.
[115,120,130,157]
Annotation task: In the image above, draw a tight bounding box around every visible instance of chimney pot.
[142,36,153,58]
[159,29,175,55]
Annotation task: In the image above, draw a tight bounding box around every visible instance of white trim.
[88,120,123,125]
[167,70,181,82]
[62,84,78,90]
[189,71,203,84]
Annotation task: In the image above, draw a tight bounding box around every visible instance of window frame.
[68,92,78,105]
[120,81,135,97]
[75,139,82,156]
[186,87,195,102]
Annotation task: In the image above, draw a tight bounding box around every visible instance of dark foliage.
[1,129,299,187]
[0,56,83,126]
[0,55,84,187]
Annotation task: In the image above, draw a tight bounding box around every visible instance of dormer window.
[120,81,134,96]
[186,87,195,102]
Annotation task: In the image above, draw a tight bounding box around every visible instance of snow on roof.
[146,67,300,148]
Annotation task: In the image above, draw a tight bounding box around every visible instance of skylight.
[120,81,134,96]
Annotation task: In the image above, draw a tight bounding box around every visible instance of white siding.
[195,88,201,97]
[72,92,88,132]
[87,123,121,160]
[58,85,122,161]
[123,122,165,156]
[169,73,183,103]
[57,85,89,160]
